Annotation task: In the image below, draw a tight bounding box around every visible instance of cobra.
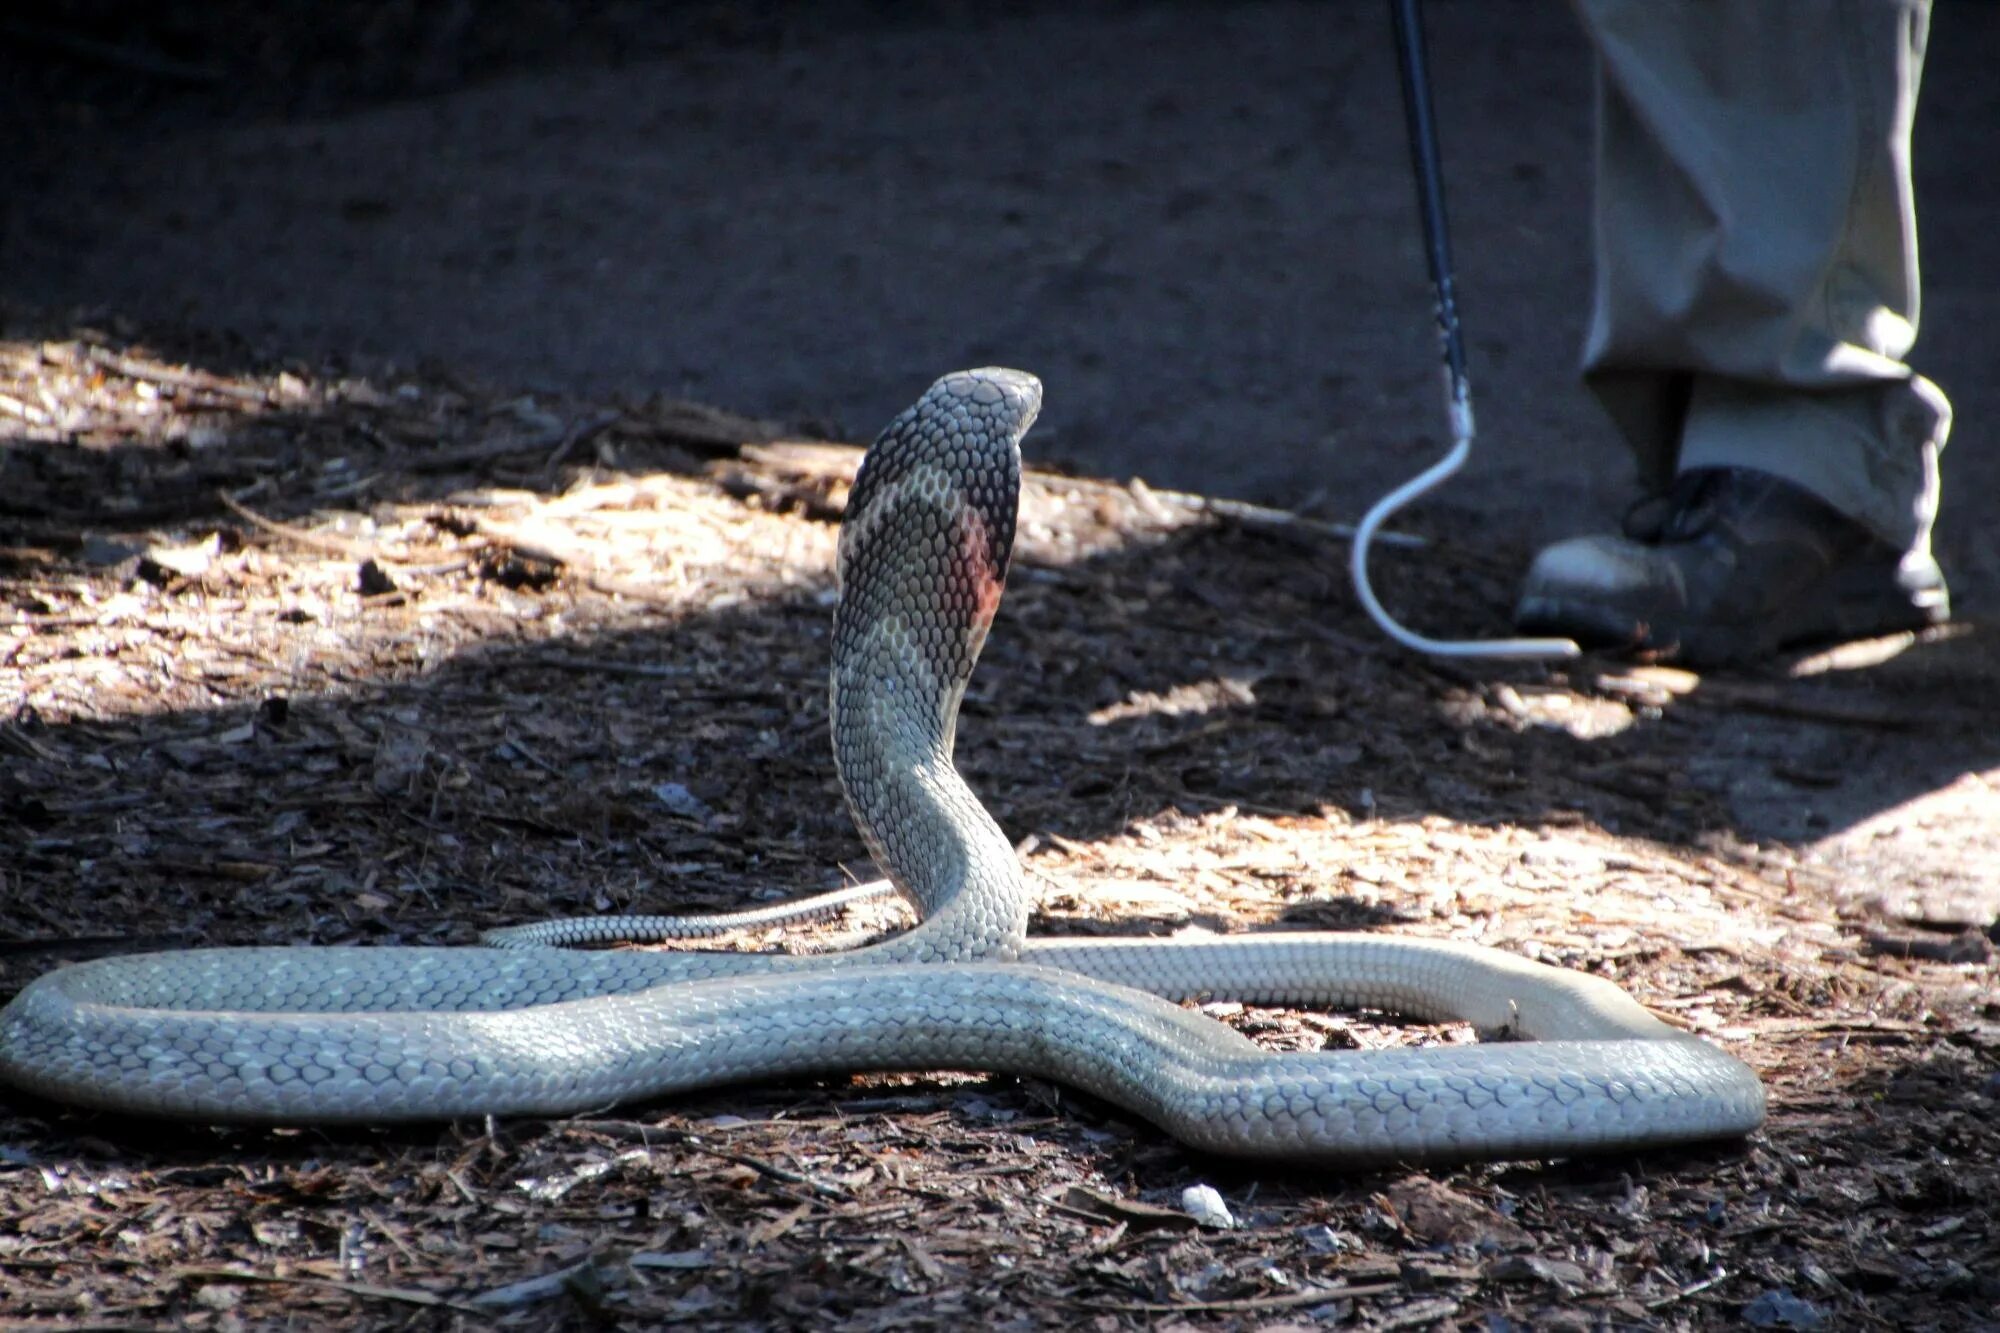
[0,369,1763,1164]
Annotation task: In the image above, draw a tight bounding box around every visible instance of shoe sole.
[1515,554,1949,668]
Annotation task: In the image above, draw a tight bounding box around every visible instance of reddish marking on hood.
[956,507,1005,633]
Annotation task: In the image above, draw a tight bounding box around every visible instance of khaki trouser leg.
[1572,0,1948,554]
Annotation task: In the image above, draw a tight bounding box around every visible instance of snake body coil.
[0,369,1763,1164]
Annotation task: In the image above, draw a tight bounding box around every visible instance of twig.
[499,730,566,777]
[1861,929,1993,965]
[469,1255,604,1310]
[1082,1280,1400,1314]
[462,515,575,566]
[218,489,471,576]
[693,1145,852,1199]
[216,491,400,563]
[56,343,266,402]
[170,1268,486,1315]
[561,1119,852,1199]
[1149,485,1426,549]
[544,411,622,471]
[359,1208,423,1266]
[1751,1016,1938,1038]
[1040,1196,1145,1228]
[637,401,797,453]
[0,390,50,424]
[1645,1267,1731,1310]
[0,723,64,761]
[463,515,677,603]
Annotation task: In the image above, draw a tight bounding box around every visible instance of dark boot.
[1514,467,1948,666]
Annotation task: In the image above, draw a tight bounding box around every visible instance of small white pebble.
[1181,1184,1236,1229]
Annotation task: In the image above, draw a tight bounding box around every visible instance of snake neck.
[830,662,1028,962]
[826,368,1041,964]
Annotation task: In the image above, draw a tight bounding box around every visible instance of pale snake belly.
[0,368,1763,1164]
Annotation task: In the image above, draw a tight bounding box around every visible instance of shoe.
[1514,467,1948,666]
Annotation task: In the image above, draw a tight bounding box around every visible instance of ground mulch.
[1,310,1995,1331]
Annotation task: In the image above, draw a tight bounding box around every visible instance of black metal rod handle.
[1387,0,1472,421]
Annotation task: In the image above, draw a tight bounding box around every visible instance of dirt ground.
[2,313,1997,1331]
[2,5,1998,1331]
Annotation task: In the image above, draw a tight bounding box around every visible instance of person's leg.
[1518,0,1949,663]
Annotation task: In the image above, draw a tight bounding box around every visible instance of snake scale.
[0,368,1763,1164]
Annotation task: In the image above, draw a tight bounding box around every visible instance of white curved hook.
[1350,409,1580,660]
